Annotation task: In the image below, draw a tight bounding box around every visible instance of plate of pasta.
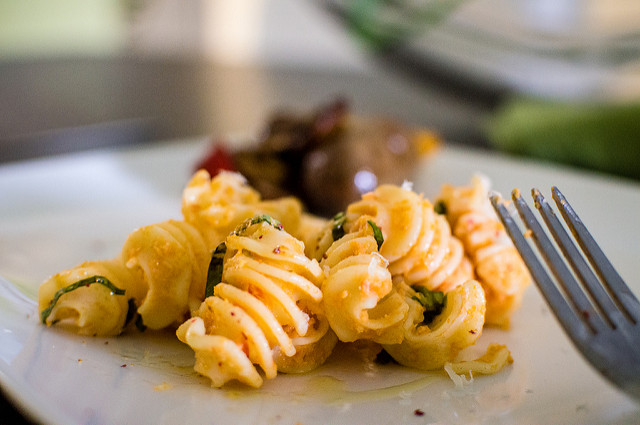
[1,137,639,425]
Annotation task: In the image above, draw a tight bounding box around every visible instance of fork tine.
[490,192,590,339]
[551,187,640,324]
[510,189,605,334]
[494,188,640,401]
[532,188,621,331]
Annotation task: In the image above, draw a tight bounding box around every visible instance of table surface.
[0,56,499,164]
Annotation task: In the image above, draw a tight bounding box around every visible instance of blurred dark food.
[195,99,438,216]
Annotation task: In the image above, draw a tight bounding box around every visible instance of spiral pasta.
[37,259,136,337]
[320,216,408,344]
[121,219,210,329]
[177,216,337,388]
[182,170,304,249]
[382,279,486,370]
[38,219,210,336]
[437,176,531,327]
[344,183,474,293]
[37,168,525,386]
[295,212,331,259]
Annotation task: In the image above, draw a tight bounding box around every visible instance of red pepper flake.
[414,409,424,416]
[121,364,127,368]
[469,329,477,334]
[273,246,281,254]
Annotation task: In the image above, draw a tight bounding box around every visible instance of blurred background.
[2,0,639,181]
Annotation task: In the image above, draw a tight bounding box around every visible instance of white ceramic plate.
[1,139,639,424]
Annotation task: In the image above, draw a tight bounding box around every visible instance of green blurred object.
[337,0,466,49]
[487,98,640,181]
[0,0,127,58]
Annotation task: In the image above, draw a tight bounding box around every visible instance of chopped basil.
[125,298,146,332]
[125,298,137,326]
[135,314,147,332]
[331,212,346,241]
[205,242,227,298]
[234,214,283,235]
[40,275,125,324]
[367,220,384,251]
[204,215,283,299]
[411,285,446,325]
[434,200,447,215]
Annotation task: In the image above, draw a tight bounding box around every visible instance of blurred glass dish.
[323,0,466,49]
[325,0,640,101]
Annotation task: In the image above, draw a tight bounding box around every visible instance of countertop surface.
[0,56,497,165]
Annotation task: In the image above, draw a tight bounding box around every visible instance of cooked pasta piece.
[182,170,304,249]
[445,343,513,377]
[382,280,486,370]
[320,216,408,344]
[38,219,210,336]
[177,216,337,388]
[37,259,136,337]
[295,212,330,259]
[344,183,473,293]
[438,176,531,327]
[305,212,345,262]
[176,316,263,388]
[121,219,210,329]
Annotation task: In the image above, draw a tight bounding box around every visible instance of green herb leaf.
[434,200,447,215]
[125,298,146,332]
[40,275,125,324]
[204,215,282,299]
[205,242,227,298]
[367,220,384,251]
[135,314,147,332]
[125,298,137,326]
[411,285,445,325]
[331,212,346,241]
[234,214,283,235]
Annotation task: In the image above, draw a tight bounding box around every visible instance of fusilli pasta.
[177,216,336,388]
[437,176,531,327]
[382,279,486,370]
[182,170,304,249]
[344,183,474,293]
[38,219,209,336]
[320,216,408,344]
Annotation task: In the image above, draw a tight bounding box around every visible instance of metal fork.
[490,186,640,401]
